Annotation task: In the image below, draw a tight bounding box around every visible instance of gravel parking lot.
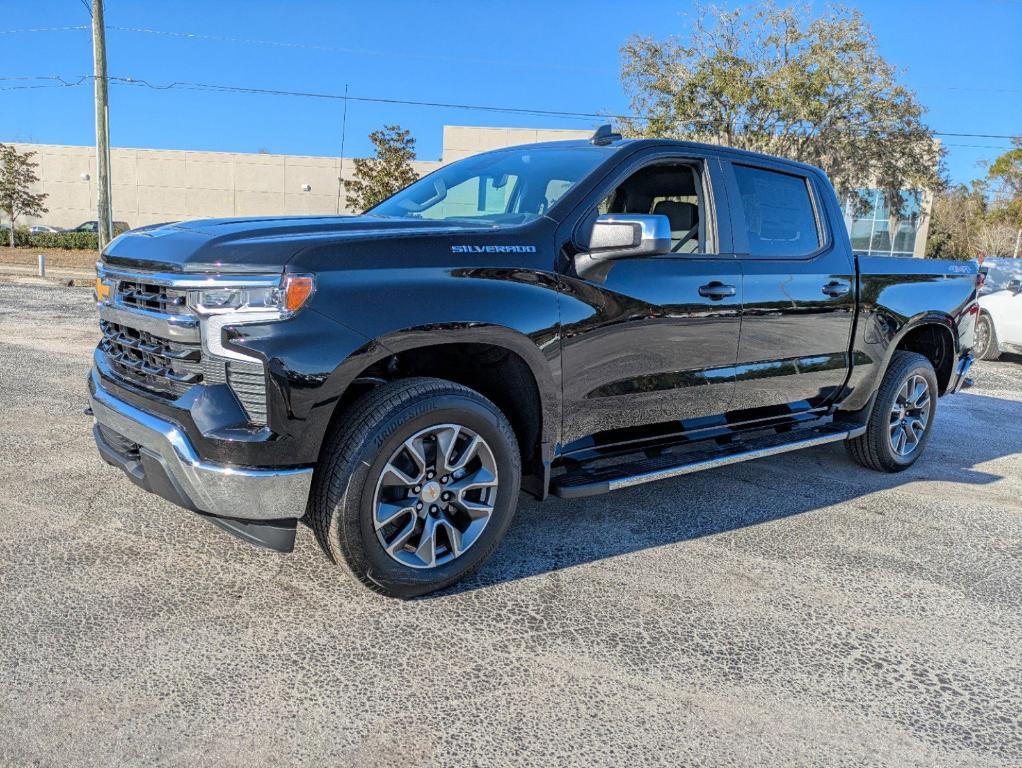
[1,279,1020,767]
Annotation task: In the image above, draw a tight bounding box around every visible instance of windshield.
[369,147,611,226]
[980,258,1022,294]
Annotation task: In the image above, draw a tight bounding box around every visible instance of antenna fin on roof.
[590,124,622,146]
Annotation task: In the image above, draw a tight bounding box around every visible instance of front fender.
[310,265,563,448]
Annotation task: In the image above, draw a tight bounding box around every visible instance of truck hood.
[102,215,495,273]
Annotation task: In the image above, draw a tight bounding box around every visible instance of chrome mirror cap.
[587,214,671,260]
[575,214,672,279]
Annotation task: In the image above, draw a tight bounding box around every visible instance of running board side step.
[550,423,866,499]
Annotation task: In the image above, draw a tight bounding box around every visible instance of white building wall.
[9,143,443,229]
[10,125,597,230]
[440,125,593,164]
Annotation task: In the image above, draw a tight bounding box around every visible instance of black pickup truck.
[89,127,979,597]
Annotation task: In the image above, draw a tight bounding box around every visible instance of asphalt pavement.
[1,279,1020,767]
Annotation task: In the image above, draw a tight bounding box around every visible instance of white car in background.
[975,263,1022,360]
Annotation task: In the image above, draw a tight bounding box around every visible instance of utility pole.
[91,0,112,251]
[335,83,349,215]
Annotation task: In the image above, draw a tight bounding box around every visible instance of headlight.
[188,274,315,318]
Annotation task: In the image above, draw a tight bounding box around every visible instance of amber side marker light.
[94,277,111,303]
[283,274,315,314]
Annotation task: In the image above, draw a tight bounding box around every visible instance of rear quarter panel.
[839,256,979,411]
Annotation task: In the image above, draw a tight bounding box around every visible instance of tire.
[308,377,521,598]
[846,351,939,473]
[974,313,1001,361]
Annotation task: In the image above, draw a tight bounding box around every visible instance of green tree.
[988,139,1022,200]
[926,184,986,260]
[620,1,941,216]
[344,125,420,212]
[927,140,1022,260]
[986,138,1022,255]
[0,143,48,248]
[927,180,1019,260]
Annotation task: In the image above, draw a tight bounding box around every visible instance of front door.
[556,152,743,451]
[725,160,857,419]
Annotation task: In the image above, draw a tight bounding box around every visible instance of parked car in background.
[73,220,132,235]
[975,274,1022,360]
[29,225,64,234]
[978,257,1022,296]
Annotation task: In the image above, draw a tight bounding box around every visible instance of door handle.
[822,280,851,297]
[698,282,737,300]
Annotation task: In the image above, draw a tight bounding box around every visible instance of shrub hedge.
[1,227,100,250]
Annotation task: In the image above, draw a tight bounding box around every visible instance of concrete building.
[8,125,591,230]
[843,189,932,259]
[9,124,930,256]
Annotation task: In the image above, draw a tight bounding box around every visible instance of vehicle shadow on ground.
[426,391,1022,598]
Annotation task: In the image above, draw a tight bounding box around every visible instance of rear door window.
[733,165,821,258]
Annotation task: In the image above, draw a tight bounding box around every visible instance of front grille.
[115,279,189,315]
[99,320,203,397]
[99,269,269,425]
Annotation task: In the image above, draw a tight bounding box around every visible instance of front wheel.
[974,313,1001,361]
[309,377,521,598]
[846,351,939,473]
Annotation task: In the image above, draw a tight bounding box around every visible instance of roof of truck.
[491,136,827,177]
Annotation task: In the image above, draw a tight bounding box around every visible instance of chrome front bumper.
[89,370,312,521]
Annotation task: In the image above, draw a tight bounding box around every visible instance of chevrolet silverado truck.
[89,126,979,597]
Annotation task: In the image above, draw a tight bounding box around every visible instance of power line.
[9,72,1022,141]
[8,23,1017,95]
[936,132,1020,140]
[943,143,1014,150]
[109,76,615,123]
[106,76,1022,140]
[0,75,89,91]
[0,25,87,35]
[103,25,611,74]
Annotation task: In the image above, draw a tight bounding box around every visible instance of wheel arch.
[319,324,558,497]
[888,315,958,394]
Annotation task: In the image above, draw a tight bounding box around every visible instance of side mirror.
[586,214,671,260]
[575,214,671,279]
[1009,278,1022,295]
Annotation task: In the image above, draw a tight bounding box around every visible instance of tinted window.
[371,148,612,226]
[418,174,520,220]
[734,165,821,257]
[596,162,705,253]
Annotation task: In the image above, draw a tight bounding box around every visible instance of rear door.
[724,159,856,419]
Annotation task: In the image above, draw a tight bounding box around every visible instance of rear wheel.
[846,351,938,473]
[974,313,1000,360]
[309,377,521,598]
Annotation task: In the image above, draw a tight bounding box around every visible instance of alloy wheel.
[889,374,931,457]
[372,424,499,569]
[975,317,990,358]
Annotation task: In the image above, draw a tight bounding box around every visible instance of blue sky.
[2,0,1019,184]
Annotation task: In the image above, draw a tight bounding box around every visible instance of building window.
[844,189,923,257]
